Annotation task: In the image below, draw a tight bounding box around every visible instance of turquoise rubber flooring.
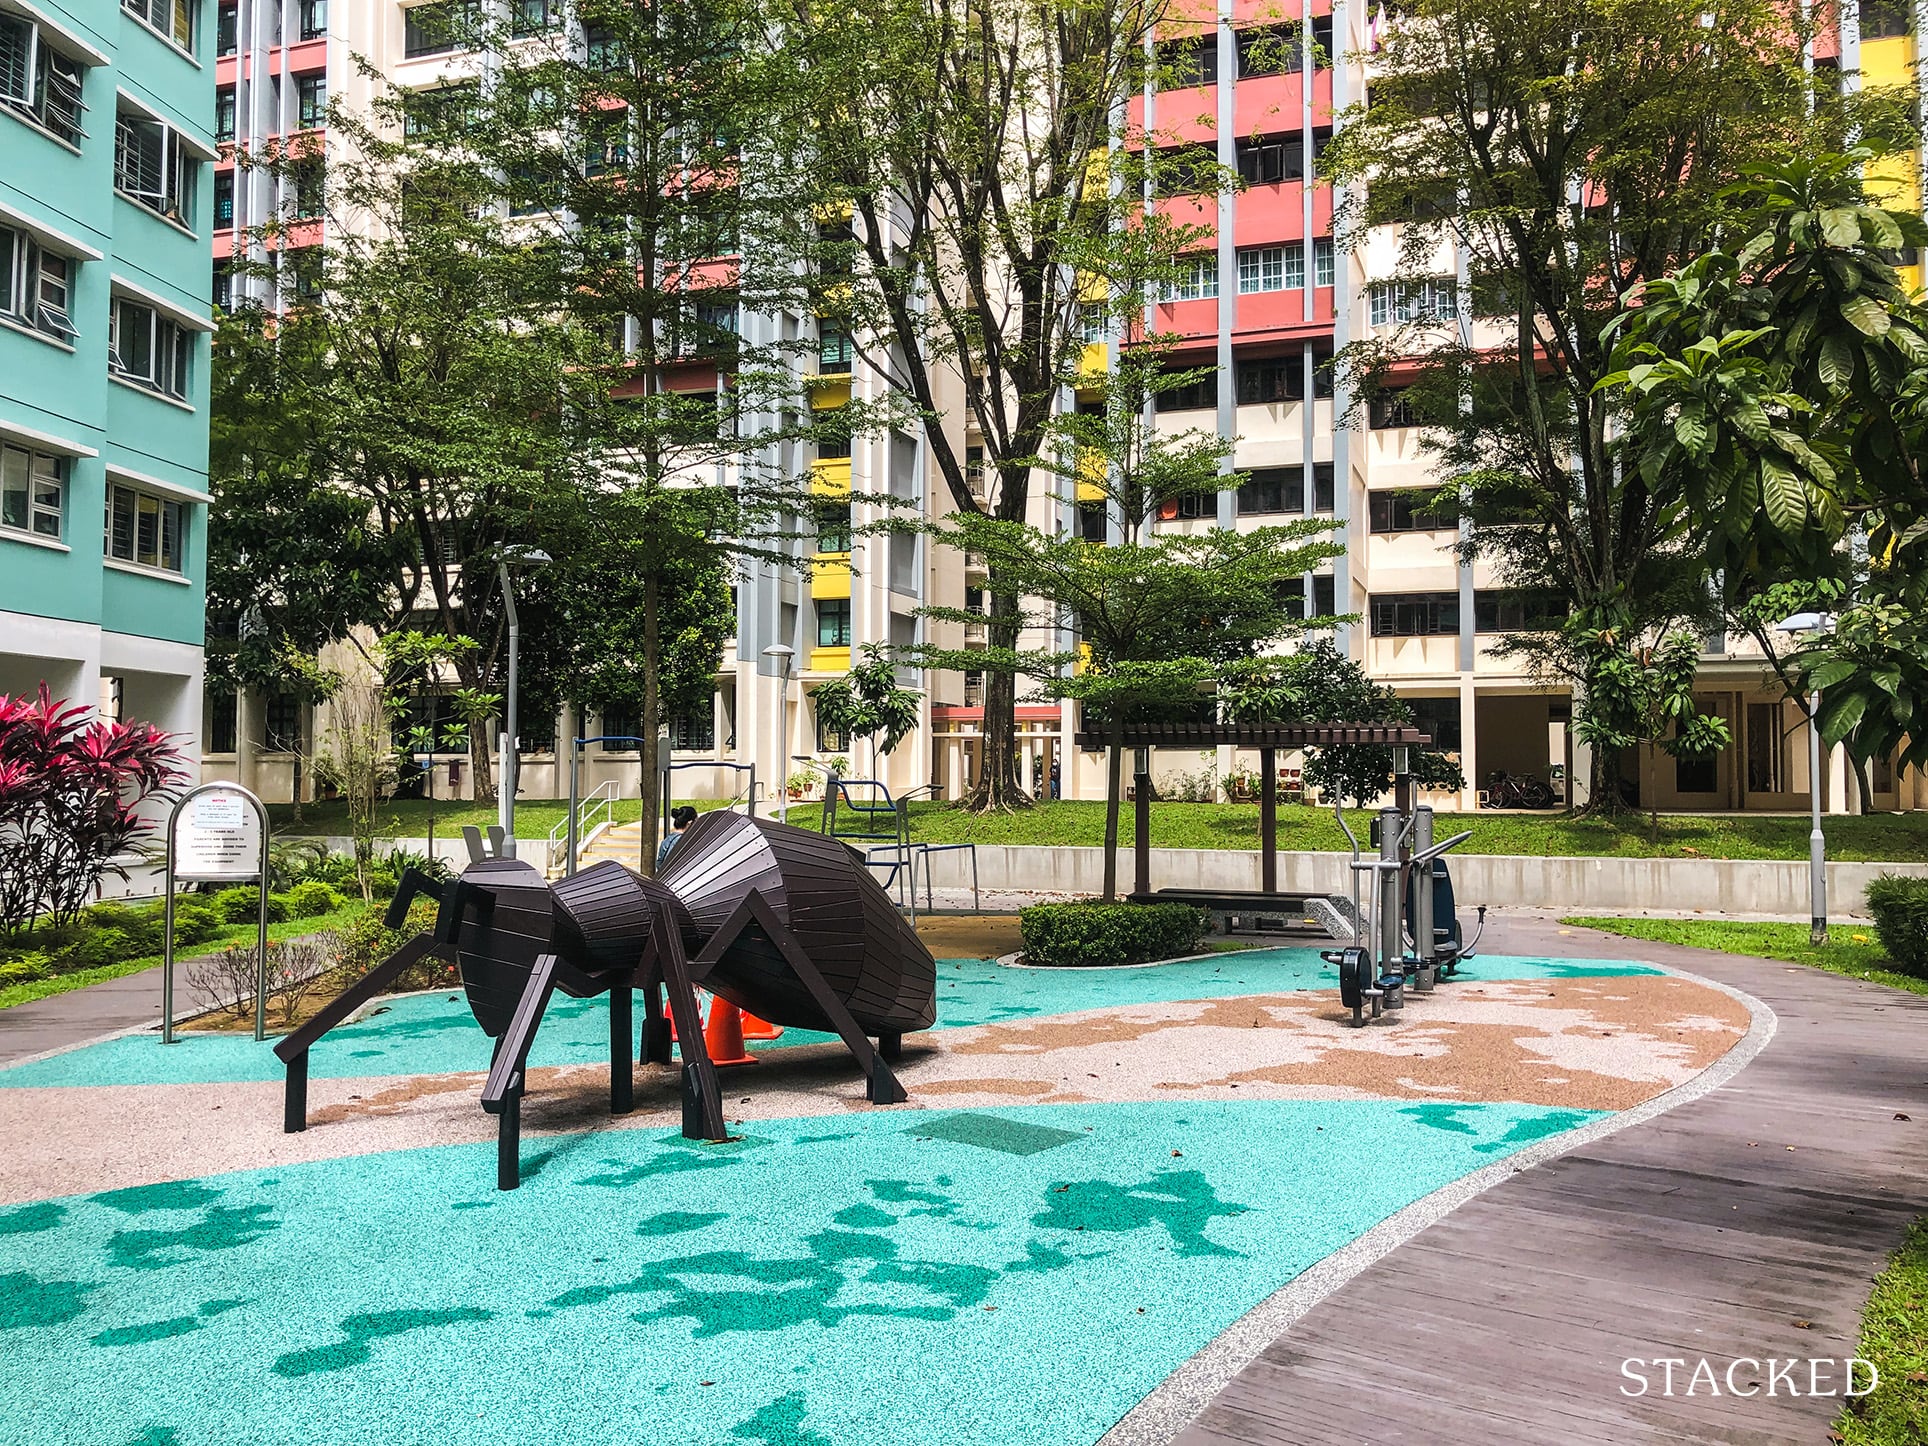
[0,1098,1602,1446]
[0,952,1658,1090]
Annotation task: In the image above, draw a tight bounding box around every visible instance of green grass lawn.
[269,796,1928,863]
[0,904,364,1013]
[1561,915,1928,996]
[1836,1219,1928,1445]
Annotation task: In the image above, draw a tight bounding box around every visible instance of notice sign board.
[173,788,263,882]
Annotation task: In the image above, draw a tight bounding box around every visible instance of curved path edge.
[1110,915,1928,1446]
[1101,945,1777,1446]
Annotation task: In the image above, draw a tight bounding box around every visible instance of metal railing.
[551,778,617,870]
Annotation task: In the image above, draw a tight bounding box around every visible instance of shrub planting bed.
[1018,901,1210,968]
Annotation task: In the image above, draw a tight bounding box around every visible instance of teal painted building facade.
[0,0,213,762]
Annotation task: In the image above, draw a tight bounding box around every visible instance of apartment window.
[507,162,562,217]
[215,86,235,141]
[403,1,477,58]
[816,501,852,554]
[1370,389,1419,429]
[214,170,234,228]
[1158,32,1218,87]
[1862,0,1912,37]
[1236,354,1305,405]
[115,111,197,225]
[511,0,561,36]
[1236,130,1326,186]
[206,687,237,753]
[1238,243,1301,294]
[1163,489,1216,522]
[0,15,89,147]
[286,246,322,301]
[110,297,193,401]
[1154,371,1217,412]
[816,427,850,460]
[1151,145,1216,198]
[123,0,195,53]
[1309,14,1335,67]
[404,81,479,140]
[1160,253,1218,303]
[817,597,852,648]
[105,481,185,573]
[266,693,305,752]
[584,105,629,177]
[296,73,326,129]
[1311,461,1334,510]
[299,0,328,41]
[1236,466,1304,514]
[1368,488,1444,533]
[286,153,324,218]
[0,227,79,342]
[1370,277,1459,326]
[212,259,232,310]
[1312,573,1336,618]
[1077,500,1107,542]
[1409,696,1462,751]
[585,24,623,70]
[1474,590,1566,633]
[1371,592,1460,637]
[818,326,853,372]
[667,699,715,752]
[0,444,63,539]
[1235,25,1298,77]
[217,4,237,55]
[1314,238,1335,287]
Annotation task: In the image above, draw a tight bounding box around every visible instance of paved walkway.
[0,945,282,1066]
[1162,914,1928,1445]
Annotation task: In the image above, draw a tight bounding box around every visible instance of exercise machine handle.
[1408,829,1473,868]
[1334,794,1361,859]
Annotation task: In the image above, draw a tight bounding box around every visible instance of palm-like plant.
[0,686,187,933]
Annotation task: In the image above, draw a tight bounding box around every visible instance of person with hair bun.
[656,804,699,871]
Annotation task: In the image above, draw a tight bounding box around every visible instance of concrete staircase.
[553,820,651,877]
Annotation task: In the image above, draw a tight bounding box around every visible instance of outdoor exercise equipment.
[274,811,937,1190]
[1321,763,1487,1025]
[1406,804,1487,979]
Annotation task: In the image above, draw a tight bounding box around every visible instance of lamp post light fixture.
[496,546,552,858]
[763,643,796,824]
[1776,610,1835,945]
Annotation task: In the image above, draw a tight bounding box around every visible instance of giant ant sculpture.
[275,811,939,1188]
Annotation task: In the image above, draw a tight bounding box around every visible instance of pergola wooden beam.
[1077,723,1432,899]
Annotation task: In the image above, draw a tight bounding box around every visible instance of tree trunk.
[641,568,663,874]
[1849,751,1871,815]
[468,726,496,806]
[967,583,1031,812]
[1101,730,1124,903]
[1648,747,1660,845]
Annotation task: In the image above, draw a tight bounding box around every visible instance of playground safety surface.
[0,948,1750,1446]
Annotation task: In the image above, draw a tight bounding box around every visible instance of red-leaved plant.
[0,686,187,935]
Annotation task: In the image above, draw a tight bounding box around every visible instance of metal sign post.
[163,782,272,1043]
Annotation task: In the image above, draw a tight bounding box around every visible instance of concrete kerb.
[1094,961,1779,1446]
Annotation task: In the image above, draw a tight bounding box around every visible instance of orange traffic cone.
[739,1009,784,1041]
[703,997,759,1067]
[667,990,703,1043]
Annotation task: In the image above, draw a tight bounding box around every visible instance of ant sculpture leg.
[481,955,641,1191]
[689,890,908,1106]
[275,867,459,1133]
[644,911,729,1143]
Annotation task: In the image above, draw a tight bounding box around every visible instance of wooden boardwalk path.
[1169,915,1928,1445]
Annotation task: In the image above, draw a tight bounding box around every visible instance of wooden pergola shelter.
[1072,722,1434,898]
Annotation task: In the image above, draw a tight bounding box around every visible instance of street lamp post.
[763,643,796,824]
[496,547,551,858]
[1777,611,1834,946]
